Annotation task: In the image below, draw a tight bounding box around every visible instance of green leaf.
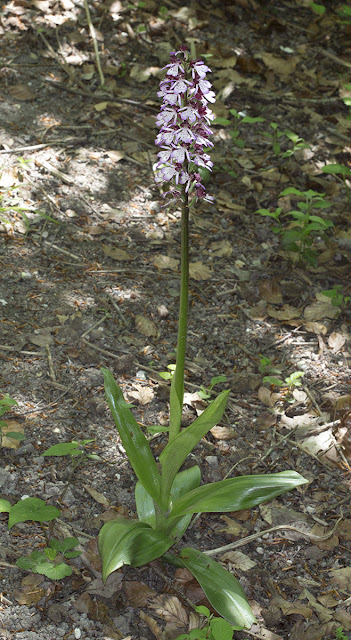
[102,368,162,506]
[42,442,82,457]
[160,391,229,507]
[4,432,25,441]
[279,187,304,198]
[211,617,235,640]
[169,471,308,518]
[37,562,72,579]
[99,519,174,581]
[8,498,60,529]
[135,482,157,527]
[263,376,284,387]
[44,547,57,561]
[179,547,255,628]
[49,537,79,553]
[213,117,231,126]
[136,466,202,540]
[167,466,202,540]
[322,164,351,176]
[241,116,265,124]
[0,499,12,513]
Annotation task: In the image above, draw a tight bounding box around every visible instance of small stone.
[157,304,169,318]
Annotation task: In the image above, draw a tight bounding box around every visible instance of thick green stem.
[169,189,189,442]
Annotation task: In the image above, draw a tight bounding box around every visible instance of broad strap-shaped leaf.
[99,518,173,582]
[169,471,307,518]
[160,390,229,506]
[135,481,157,528]
[8,498,60,529]
[102,368,162,507]
[178,547,256,629]
[135,466,201,540]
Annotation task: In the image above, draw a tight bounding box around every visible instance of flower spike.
[155,46,215,206]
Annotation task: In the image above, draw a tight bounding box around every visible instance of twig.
[106,293,129,327]
[0,141,75,154]
[83,0,105,87]
[46,344,56,382]
[203,516,343,556]
[82,338,129,358]
[81,312,110,339]
[43,241,83,261]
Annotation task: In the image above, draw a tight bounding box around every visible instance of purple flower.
[155,46,215,206]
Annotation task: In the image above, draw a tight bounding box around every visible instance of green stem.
[169,188,189,443]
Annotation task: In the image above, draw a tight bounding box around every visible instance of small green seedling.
[16,536,81,579]
[0,497,60,529]
[258,356,282,378]
[159,363,176,381]
[332,627,348,640]
[282,130,310,158]
[310,2,326,15]
[320,285,350,308]
[337,4,351,24]
[256,188,334,266]
[213,109,265,149]
[198,376,228,400]
[322,163,351,206]
[264,371,304,400]
[0,394,25,444]
[263,122,286,157]
[42,439,101,465]
[175,605,240,640]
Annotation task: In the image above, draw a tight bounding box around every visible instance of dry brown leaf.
[210,425,237,440]
[259,53,297,76]
[221,550,257,571]
[83,225,105,235]
[310,523,339,551]
[102,245,133,261]
[8,84,36,101]
[151,595,189,626]
[335,609,351,631]
[1,420,24,449]
[29,331,54,347]
[258,385,280,407]
[259,279,283,304]
[124,580,156,607]
[267,304,300,320]
[209,240,233,257]
[83,484,109,506]
[216,515,248,537]
[329,567,351,591]
[273,594,312,619]
[153,255,179,271]
[189,261,211,281]
[328,331,346,353]
[304,321,328,335]
[303,301,339,321]
[135,315,158,337]
[336,519,351,541]
[86,573,123,598]
[105,150,125,162]
[14,579,44,605]
[0,166,18,188]
[128,384,154,405]
[139,610,163,640]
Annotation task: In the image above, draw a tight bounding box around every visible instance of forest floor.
[0,1,350,639]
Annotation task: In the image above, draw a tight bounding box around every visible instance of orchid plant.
[99,45,307,630]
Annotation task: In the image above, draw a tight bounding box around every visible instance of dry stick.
[83,0,105,87]
[43,241,83,262]
[203,515,343,557]
[81,312,110,339]
[45,344,56,382]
